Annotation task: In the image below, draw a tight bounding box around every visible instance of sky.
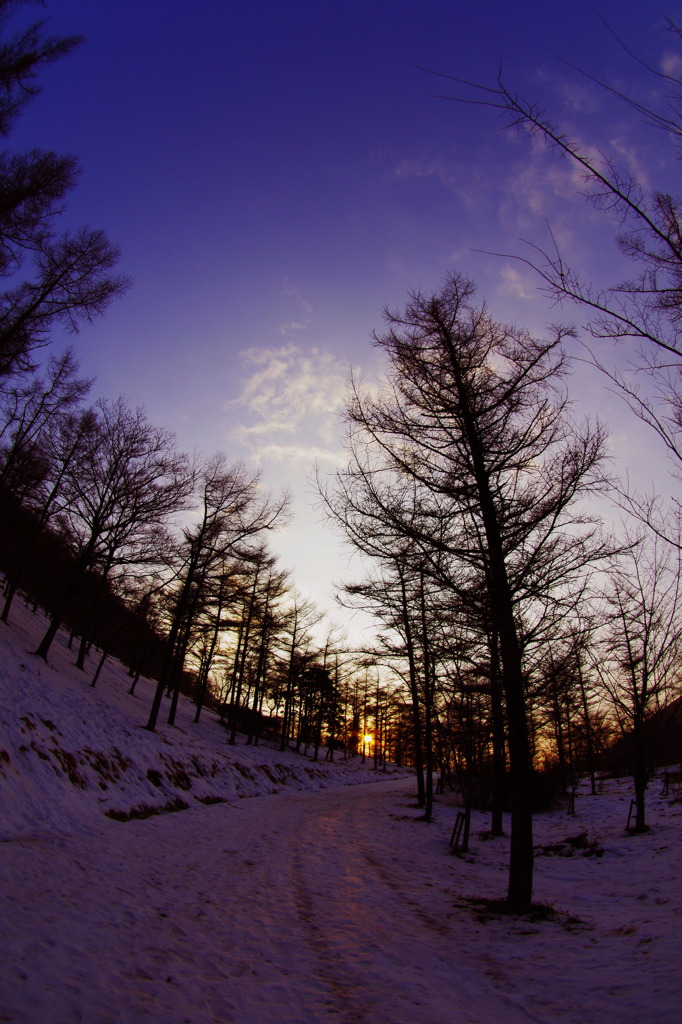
[7,0,681,641]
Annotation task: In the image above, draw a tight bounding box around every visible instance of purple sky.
[11,0,679,638]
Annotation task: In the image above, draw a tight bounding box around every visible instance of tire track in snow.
[280,779,487,1024]
[291,849,371,1024]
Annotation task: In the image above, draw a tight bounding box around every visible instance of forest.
[1,1,682,919]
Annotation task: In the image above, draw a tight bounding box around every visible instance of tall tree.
[244,562,289,745]
[0,348,91,498]
[341,558,429,807]
[146,454,287,731]
[327,273,610,910]
[0,2,128,378]
[225,548,278,744]
[34,397,190,661]
[1,402,96,623]
[593,533,682,832]
[275,593,323,752]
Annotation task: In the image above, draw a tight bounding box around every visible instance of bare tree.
[275,593,323,752]
[345,559,450,818]
[593,532,682,832]
[0,348,92,497]
[224,548,280,744]
[146,454,287,731]
[243,562,290,744]
[34,397,190,662]
[190,551,246,724]
[1,403,98,623]
[345,559,431,809]
[0,3,128,378]
[325,273,610,910]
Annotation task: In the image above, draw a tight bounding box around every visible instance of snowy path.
[0,778,533,1024]
[2,774,681,1024]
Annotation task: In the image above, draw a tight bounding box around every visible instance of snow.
[1,601,681,1023]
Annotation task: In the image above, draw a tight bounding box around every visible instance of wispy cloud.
[279,280,313,335]
[227,344,350,467]
[232,441,346,469]
[660,50,682,77]
[498,263,535,300]
[557,78,603,115]
[392,156,480,208]
[495,125,633,247]
[606,136,651,192]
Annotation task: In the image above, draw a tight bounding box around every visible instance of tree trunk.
[445,346,534,911]
[632,713,648,832]
[489,631,506,835]
[400,572,426,808]
[34,559,87,661]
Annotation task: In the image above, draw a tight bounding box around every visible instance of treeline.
[0,350,410,761]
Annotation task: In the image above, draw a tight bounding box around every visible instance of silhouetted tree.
[1,403,97,623]
[594,533,682,831]
[276,594,323,752]
[34,397,189,661]
[0,2,128,378]
[326,273,610,910]
[146,455,287,731]
[0,348,91,497]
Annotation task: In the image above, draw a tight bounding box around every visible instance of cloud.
[495,125,633,244]
[230,439,347,469]
[391,156,480,208]
[660,51,682,78]
[227,344,350,466]
[279,280,313,335]
[557,78,603,115]
[606,136,651,193]
[498,263,534,301]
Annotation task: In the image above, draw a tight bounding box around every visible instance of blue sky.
[10,0,679,639]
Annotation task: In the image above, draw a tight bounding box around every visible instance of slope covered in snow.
[0,600,395,839]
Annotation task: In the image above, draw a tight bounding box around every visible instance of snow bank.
[0,600,401,838]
